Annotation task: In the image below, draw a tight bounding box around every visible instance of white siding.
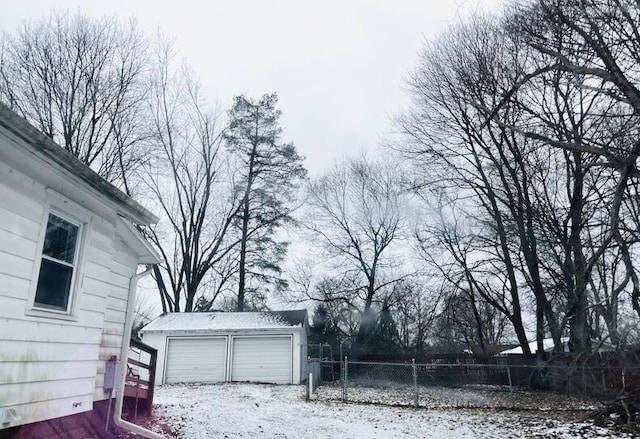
[0,154,142,428]
[93,237,137,401]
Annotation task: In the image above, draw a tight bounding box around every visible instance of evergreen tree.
[309,304,342,350]
[364,302,401,357]
[224,93,307,311]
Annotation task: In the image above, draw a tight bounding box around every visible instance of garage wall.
[299,331,308,381]
[140,332,169,387]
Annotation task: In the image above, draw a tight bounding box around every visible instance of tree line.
[309,0,640,358]
[3,2,640,358]
[393,0,640,357]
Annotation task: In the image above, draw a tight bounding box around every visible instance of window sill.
[25,307,79,322]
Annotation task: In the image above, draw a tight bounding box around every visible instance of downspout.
[113,265,167,439]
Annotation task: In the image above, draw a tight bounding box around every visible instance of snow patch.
[142,311,296,332]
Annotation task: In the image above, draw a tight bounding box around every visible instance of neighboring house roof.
[467,344,520,356]
[498,338,570,355]
[141,310,309,333]
[0,102,158,226]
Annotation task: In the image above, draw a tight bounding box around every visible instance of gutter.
[113,265,167,439]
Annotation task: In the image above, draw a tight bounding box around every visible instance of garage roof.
[142,310,308,333]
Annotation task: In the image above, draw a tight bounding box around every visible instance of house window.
[33,213,81,311]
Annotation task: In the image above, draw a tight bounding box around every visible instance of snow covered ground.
[151,383,632,438]
[315,383,599,411]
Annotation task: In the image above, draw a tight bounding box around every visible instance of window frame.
[26,192,92,321]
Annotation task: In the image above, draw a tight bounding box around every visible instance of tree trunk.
[468,281,487,356]
[153,264,170,313]
[536,297,545,359]
[355,282,377,356]
[568,151,591,352]
[236,136,258,312]
[237,193,250,312]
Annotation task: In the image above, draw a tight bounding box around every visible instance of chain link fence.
[307,357,640,408]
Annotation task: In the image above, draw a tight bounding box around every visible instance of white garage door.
[165,337,227,384]
[231,336,292,384]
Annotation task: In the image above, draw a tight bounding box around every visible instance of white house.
[140,310,309,386]
[0,103,161,435]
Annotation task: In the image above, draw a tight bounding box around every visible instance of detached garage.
[140,310,308,386]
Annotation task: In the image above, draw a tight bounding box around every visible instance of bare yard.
[148,383,632,438]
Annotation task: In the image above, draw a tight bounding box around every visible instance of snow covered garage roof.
[141,310,308,333]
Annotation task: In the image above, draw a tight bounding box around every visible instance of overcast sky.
[1,0,503,175]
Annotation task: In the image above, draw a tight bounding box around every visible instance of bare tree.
[0,11,149,190]
[143,45,241,312]
[304,156,411,353]
[416,200,529,354]
[398,15,551,354]
[499,0,640,320]
[398,7,640,353]
[132,292,158,340]
[387,280,439,356]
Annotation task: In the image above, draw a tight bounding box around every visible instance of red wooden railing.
[124,338,157,418]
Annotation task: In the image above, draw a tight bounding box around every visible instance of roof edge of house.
[0,103,158,226]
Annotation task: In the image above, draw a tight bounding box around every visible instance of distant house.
[0,103,161,436]
[140,310,309,385]
[498,338,570,356]
[466,344,520,357]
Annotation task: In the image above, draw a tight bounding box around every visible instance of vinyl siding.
[0,154,140,427]
[93,238,137,401]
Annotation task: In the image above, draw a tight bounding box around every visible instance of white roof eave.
[115,217,161,265]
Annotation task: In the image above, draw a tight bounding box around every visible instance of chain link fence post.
[412,358,418,408]
[342,356,348,402]
[306,358,311,401]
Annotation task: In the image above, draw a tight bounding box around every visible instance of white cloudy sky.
[1,0,503,175]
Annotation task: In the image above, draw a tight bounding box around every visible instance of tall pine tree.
[225,93,306,310]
